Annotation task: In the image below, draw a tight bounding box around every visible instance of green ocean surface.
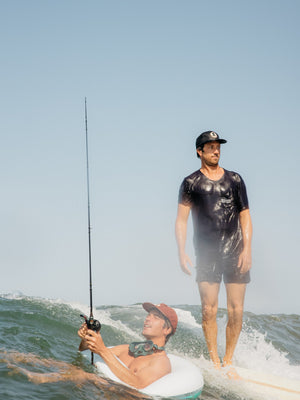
[0,294,299,400]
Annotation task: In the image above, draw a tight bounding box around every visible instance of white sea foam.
[174,307,202,330]
[67,301,142,340]
[207,314,300,381]
[0,293,142,341]
[236,323,300,380]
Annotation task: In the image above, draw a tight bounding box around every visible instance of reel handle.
[80,314,101,332]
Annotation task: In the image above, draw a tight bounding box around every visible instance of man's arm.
[84,330,171,389]
[238,208,253,273]
[175,203,193,275]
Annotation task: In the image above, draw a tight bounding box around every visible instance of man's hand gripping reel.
[80,314,101,332]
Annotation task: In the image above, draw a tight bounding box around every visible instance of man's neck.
[143,336,165,348]
[200,164,224,181]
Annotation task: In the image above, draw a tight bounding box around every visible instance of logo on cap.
[210,131,218,138]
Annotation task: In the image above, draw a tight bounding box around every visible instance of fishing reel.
[80,314,101,332]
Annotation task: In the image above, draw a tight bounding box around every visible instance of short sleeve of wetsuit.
[235,173,249,212]
[178,178,192,206]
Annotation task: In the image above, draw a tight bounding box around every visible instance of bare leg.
[2,351,108,386]
[2,350,148,399]
[223,283,246,367]
[198,281,221,368]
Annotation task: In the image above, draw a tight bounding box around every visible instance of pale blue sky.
[1,1,299,314]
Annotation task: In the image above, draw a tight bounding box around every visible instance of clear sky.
[1,0,299,314]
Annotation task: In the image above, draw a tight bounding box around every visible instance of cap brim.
[142,302,168,321]
[143,302,157,313]
[196,138,227,149]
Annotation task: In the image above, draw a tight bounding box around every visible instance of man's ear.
[164,325,172,337]
[196,148,202,158]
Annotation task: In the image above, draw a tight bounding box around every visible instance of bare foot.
[222,360,241,380]
[213,360,221,370]
[225,366,241,380]
[211,355,221,370]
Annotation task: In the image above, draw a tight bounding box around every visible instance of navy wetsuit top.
[178,169,249,261]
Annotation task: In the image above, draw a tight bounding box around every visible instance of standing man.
[175,131,252,370]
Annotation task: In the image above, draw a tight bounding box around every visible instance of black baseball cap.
[195,131,227,149]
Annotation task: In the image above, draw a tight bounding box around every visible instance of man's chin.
[207,161,219,167]
[142,332,151,340]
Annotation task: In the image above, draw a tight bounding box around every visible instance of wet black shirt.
[178,169,249,259]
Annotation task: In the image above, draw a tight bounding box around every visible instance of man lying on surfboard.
[78,302,178,390]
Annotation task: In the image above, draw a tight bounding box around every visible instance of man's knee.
[202,303,218,322]
[227,304,244,327]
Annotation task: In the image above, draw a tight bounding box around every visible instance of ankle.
[210,354,221,369]
[222,358,232,367]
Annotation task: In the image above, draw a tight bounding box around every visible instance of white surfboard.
[235,366,300,400]
[95,353,204,399]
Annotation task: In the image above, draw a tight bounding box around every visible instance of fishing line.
[80,98,101,365]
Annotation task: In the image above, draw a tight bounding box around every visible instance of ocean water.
[0,294,299,400]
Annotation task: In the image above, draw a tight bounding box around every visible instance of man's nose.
[145,314,153,322]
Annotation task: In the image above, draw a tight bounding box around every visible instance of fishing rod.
[80,98,101,365]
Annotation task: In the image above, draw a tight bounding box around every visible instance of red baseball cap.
[143,302,178,334]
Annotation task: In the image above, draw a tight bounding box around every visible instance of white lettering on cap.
[210,131,218,138]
